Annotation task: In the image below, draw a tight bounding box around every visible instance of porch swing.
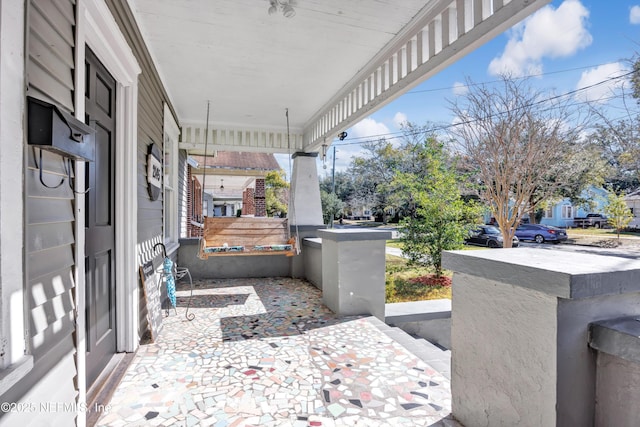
[197,106,299,259]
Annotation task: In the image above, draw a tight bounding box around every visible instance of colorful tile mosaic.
[97,278,459,426]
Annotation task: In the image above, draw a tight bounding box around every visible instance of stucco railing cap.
[590,317,640,364]
[317,228,392,242]
[442,248,640,299]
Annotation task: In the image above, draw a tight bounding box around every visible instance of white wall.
[595,353,640,427]
[0,0,26,373]
[556,293,640,425]
[452,273,558,427]
[318,229,389,320]
[444,248,640,427]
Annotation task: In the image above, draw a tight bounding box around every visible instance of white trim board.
[0,0,29,394]
[74,1,141,424]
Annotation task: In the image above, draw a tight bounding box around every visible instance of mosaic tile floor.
[97,278,459,427]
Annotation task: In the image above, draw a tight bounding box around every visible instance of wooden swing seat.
[199,217,295,257]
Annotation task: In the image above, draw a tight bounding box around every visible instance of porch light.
[268,0,296,18]
[322,141,328,169]
[220,179,224,191]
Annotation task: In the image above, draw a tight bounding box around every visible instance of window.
[561,205,573,219]
[163,104,179,247]
[544,207,553,218]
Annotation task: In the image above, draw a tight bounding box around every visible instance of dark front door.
[85,47,117,387]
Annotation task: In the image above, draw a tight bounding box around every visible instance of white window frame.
[561,205,573,219]
[74,1,141,420]
[163,104,180,251]
[544,206,553,218]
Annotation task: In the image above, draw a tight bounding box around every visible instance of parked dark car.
[515,224,568,244]
[465,225,519,248]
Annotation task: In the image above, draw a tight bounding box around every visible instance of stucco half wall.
[443,248,640,427]
[178,238,292,279]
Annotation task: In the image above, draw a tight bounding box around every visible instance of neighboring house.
[480,187,609,228]
[540,187,609,228]
[348,208,374,220]
[623,189,640,229]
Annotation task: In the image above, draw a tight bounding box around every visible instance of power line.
[405,61,630,95]
[332,70,636,148]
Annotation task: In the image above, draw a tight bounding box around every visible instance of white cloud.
[314,117,392,173]
[393,112,408,128]
[488,0,592,77]
[321,145,368,174]
[452,81,469,96]
[575,62,629,103]
[350,117,391,140]
[631,5,640,24]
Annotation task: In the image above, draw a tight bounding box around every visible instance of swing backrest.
[200,217,295,257]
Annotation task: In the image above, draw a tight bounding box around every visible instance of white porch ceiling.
[130,0,551,153]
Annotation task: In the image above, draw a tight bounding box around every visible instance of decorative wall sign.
[147,142,162,200]
[139,260,163,342]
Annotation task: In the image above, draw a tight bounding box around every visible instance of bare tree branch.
[448,76,588,247]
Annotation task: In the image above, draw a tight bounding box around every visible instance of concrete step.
[385,299,451,324]
[365,316,451,379]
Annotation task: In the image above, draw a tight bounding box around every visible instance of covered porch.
[152,0,555,284]
[141,0,553,239]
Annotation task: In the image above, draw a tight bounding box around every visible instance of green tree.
[591,114,640,192]
[347,124,459,223]
[319,171,355,209]
[588,55,639,191]
[632,56,640,102]
[604,192,633,243]
[349,139,402,223]
[320,190,345,225]
[265,170,289,217]
[398,137,481,278]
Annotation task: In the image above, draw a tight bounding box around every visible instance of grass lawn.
[385,254,452,303]
[386,240,403,249]
[567,227,640,237]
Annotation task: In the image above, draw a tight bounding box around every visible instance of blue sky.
[307,0,640,176]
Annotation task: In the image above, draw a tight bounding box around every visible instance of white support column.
[288,152,323,226]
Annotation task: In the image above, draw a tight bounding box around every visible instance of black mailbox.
[27,97,95,161]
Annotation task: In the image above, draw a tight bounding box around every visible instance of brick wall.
[187,167,203,237]
[255,178,266,217]
[243,188,255,216]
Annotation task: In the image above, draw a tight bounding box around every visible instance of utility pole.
[331,146,336,194]
[329,146,336,229]
[330,132,347,228]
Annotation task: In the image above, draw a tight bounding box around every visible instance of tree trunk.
[528,206,537,224]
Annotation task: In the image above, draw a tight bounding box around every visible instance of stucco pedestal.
[317,229,391,320]
[442,248,640,427]
[288,152,323,226]
[589,317,640,426]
